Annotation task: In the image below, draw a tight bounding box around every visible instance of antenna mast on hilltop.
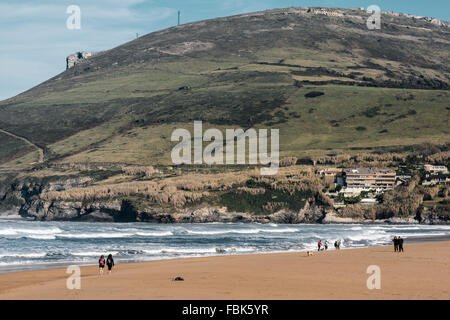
[178,10,181,26]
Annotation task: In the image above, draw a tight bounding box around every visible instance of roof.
[343,168,395,175]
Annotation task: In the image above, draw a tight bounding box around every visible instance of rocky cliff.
[66,51,97,69]
[1,175,448,224]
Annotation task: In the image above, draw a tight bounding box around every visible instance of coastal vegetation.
[0,151,448,223]
[0,7,448,222]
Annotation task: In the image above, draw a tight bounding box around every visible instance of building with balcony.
[343,168,396,192]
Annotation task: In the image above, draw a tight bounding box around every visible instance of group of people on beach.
[393,236,404,252]
[317,239,341,251]
[98,254,115,275]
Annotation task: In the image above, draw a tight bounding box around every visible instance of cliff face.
[3,176,329,223]
[1,174,448,224]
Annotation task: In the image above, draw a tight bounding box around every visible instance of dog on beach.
[306,251,313,256]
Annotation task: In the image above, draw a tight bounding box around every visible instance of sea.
[1,218,449,273]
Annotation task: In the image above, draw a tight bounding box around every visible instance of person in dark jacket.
[393,236,398,252]
[398,237,404,252]
[106,254,115,274]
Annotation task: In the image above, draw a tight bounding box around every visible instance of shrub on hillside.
[304,91,324,98]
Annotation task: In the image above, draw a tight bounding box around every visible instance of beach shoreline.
[0,240,449,300]
[1,233,449,275]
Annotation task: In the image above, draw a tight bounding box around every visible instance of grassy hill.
[0,7,449,168]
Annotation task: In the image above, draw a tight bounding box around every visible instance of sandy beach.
[0,241,449,300]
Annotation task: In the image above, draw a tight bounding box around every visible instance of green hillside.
[0,7,449,168]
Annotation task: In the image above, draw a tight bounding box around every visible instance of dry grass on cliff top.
[40,165,320,207]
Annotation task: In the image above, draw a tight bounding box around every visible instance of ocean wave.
[26,235,56,240]
[344,234,390,242]
[135,231,173,237]
[0,229,17,236]
[143,247,255,255]
[397,232,448,238]
[72,251,120,257]
[0,227,63,236]
[184,228,298,235]
[0,252,47,258]
[0,261,34,266]
[57,232,133,239]
[2,221,450,273]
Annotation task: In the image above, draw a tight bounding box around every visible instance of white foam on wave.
[0,261,35,266]
[135,231,173,237]
[260,228,298,233]
[57,232,133,239]
[0,229,17,236]
[185,227,298,235]
[185,229,258,235]
[143,247,255,255]
[345,233,390,242]
[0,252,47,258]
[0,227,63,236]
[27,235,56,240]
[72,251,120,257]
[398,232,448,238]
[14,227,62,235]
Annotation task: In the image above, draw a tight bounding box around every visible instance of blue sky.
[0,0,449,100]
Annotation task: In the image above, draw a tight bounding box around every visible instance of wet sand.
[0,241,449,300]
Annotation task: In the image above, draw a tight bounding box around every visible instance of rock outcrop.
[419,207,450,225]
[1,174,448,224]
[66,52,96,69]
[322,211,361,224]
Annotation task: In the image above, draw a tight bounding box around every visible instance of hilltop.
[0,6,449,168]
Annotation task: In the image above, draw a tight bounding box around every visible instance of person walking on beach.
[99,255,105,275]
[106,254,115,274]
[334,240,341,250]
[318,240,322,251]
[398,237,404,252]
[324,241,329,250]
[393,236,398,252]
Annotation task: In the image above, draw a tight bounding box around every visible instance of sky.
[0,0,449,101]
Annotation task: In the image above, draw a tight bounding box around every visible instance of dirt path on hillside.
[0,128,44,163]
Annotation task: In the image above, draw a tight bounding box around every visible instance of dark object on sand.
[173,276,184,281]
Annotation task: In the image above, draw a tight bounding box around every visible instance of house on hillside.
[422,174,450,186]
[422,164,449,174]
[316,168,343,176]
